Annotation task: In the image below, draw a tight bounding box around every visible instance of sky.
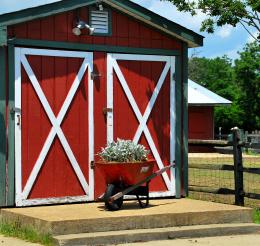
[0,0,256,61]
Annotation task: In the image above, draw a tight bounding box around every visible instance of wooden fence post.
[232,127,244,206]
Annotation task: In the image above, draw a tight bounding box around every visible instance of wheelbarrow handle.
[109,162,176,203]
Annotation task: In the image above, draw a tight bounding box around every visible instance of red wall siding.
[8,7,181,50]
[188,106,214,140]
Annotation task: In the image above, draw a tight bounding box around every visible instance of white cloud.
[133,0,207,33]
[210,45,243,61]
[216,25,233,38]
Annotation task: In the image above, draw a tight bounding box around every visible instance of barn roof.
[0,0,203,47]
[188,79,232,106]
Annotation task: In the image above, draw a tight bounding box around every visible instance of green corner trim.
[0,47,7,206]
[0,26,7,46]
[0,0,203,47]
[8,38,181,56]
[175,55,182,199]
[182,43,188,197]
[7,44,15,206]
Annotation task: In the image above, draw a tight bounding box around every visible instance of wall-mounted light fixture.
[98,4,104,11]
[72,20,95,36]
[96,0,104,11]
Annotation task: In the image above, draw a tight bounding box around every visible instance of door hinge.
[90,161,95,169]
[10,107,21,114]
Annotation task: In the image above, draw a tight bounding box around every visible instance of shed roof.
[188,79,232,106]
[0,0,203,47]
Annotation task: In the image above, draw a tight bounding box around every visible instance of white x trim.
[15,48,94,206]
[107,53,176,196]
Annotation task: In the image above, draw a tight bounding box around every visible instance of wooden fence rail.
[189,127,260,206]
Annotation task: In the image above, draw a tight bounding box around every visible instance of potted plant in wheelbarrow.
[96,139,156,211]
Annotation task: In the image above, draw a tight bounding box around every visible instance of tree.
[166,0,260,42]
[188,56,244,132]
[234,41,260,130]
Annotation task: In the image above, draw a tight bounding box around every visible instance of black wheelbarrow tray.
[95,160,175,211]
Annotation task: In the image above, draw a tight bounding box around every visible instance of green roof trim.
[0,0,96,26]
[0,0,203,47]
[106,0,203,47]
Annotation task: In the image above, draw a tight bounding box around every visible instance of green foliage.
[98,139,149,162]
[234,41,260,130]
[165,0,259,41]
[188,41,260,133]
[0,220,54,246]
[253,209,260,224]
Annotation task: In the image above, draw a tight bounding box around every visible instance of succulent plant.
[98,139,150,162]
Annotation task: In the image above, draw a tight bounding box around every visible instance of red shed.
[0,0,203,207]
[188,79,231,151]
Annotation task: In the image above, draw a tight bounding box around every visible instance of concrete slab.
[0,199,253,235]
[53,223,260,246]
[122,234,260,246]
[1,199,252,221]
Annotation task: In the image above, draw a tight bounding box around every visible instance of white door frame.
[15,48,94,206]
[107,53,176,197]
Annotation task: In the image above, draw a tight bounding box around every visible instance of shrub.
[98,139,149,162]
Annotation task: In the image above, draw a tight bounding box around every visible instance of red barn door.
[106,54,176,197]
[14,48,94,206]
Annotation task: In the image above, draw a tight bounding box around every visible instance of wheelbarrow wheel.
[104,184,123,211]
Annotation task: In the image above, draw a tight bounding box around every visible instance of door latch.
[102,108,113,115]
[91,72,102,80]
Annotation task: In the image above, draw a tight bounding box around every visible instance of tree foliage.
[234,41,260,130]
[166,0,260,41]
[188,41,260,132]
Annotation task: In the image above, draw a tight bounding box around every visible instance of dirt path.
[0,235,41,246]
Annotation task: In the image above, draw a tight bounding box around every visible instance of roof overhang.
[189,103,231,107]
[0,0,203,47]
[188,79,232,106]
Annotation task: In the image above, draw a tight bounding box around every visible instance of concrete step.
[0,199,253,235]
[53,223,260,246]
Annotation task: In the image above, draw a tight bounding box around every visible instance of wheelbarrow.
[95,160,175,211]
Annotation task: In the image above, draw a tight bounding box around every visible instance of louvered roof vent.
[90,9,110,35]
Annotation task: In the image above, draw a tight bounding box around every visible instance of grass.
[188,154,260,208]
[0,220,54,246]
[253,209,260,224]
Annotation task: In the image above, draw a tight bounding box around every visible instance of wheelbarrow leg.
[104,184,124,211]
[136,182,150,208]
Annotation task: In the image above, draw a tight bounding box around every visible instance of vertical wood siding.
[8,7,181,51]
[188,106,214,140]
